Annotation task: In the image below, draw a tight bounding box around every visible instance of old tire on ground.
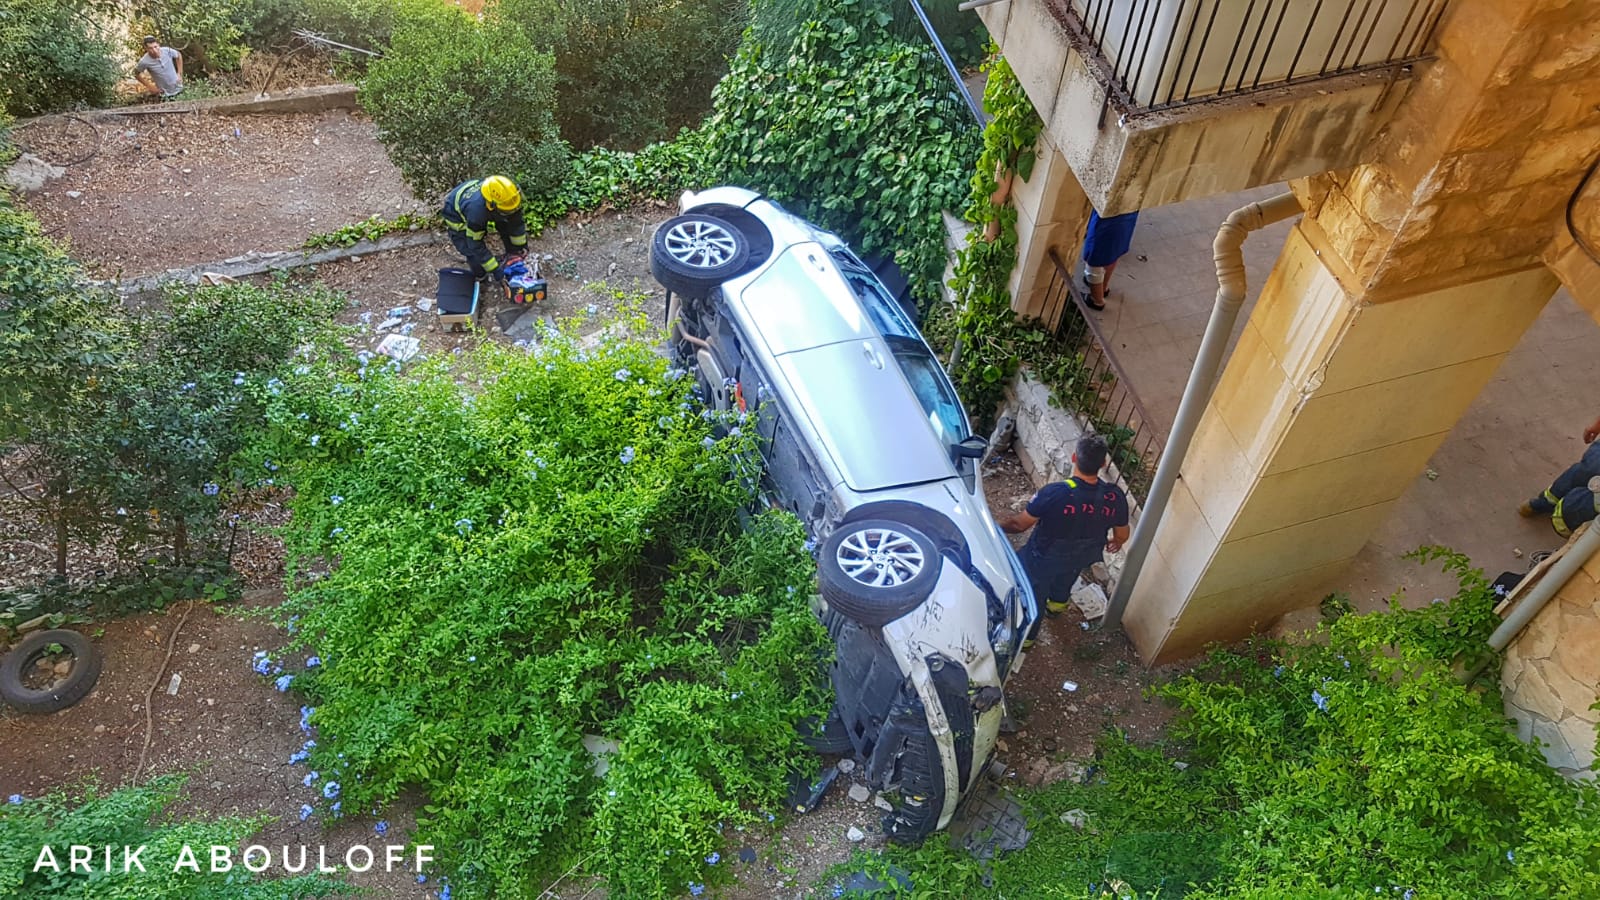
[651,214,749,299]
[819,518,940,627]
[0,628,102,714]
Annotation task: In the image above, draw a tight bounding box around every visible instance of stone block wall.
[1501,527,1600,779]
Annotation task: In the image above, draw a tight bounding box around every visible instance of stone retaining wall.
[1501,526,1600,779]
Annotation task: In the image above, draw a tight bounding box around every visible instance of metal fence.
[1036,250,1163,497]
[1055,0,1452,111]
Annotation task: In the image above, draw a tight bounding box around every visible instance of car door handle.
[862,342,884,370]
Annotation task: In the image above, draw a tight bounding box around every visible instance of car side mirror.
[952,436,987,460]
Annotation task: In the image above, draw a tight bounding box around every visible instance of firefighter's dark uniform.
[440,179,528,279]
[1019,476,1128,642]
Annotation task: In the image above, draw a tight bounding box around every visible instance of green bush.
[250,307,829,898]
[853,550,1600,899]
[135,0,247,73]
[0,776,345,897]
[704,0,980,312]
[359,15,569,201]
[494,0,748,150]
[0,0,118,116]
[751,0,990,68]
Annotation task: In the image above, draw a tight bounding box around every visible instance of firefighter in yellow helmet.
[440,175,528,280]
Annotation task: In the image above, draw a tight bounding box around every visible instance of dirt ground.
[2,104,1183,899]
[14,108,423,276]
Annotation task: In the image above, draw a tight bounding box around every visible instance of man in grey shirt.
[133,36,183,98]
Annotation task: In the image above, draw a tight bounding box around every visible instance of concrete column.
[1007,133,1092,325]
[1123,0,1600,662]
[1124,226,1558,661]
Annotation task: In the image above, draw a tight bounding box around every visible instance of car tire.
[819,519,940,627]
[0,629,102,714]
[651,214,750,299]
[842,501,970,572]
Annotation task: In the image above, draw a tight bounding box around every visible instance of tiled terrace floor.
[1081,185,1600,615]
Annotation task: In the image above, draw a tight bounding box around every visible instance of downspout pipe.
[1464,522,1600,683]
[1103,191,1302,630]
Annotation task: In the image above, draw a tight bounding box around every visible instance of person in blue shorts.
[1081,209,1139,310]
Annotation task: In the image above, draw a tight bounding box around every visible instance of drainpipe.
[1102,191,1302,630]
[1464,523,1600,684]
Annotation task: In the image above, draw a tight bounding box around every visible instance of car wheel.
[651,214,750,299]
[819,519,940,627]
[0,629,102,714]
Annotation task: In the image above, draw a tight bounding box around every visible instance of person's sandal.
[1085,294,1106,310]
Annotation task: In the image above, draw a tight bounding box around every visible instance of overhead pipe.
[1464,523,1600,684]
[1102,191,1303,629]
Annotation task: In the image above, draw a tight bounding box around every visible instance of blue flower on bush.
[300,706,315,733]
[455,518,473,535]
[701,437,716,449]
[289,750,309,765]
[331,527,344,537]
[323,781,341,800]
[264,459,279,472]
[7,794,22,805]
[417,874,427,884]
[275,674,294,692]
[330,495,343,505]
[303,772,318,787]
[374,820,389,837]
[297,412,309,420]
[331,800,341,815]
[1507,850,1515,863]
[619,447,636,465]
[614,368,631,381]
[202,482,220,496]
[309,434,321,447]
[180,382,196,391]
[267,378,284,395]
[687,884,704,897]
[705,852,720,865]
[534,457,547,469]
[303,739,316,750]
[234,373,246,385]
[657,416,673,430]
[299,804,313,821]
[585,304,598,316]
[1311,690,1328,712]
[439,886,451,900]
[1273,665,1285,677]
[252,652,273,675]
[305,656,321,668]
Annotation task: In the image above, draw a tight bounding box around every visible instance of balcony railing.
[1037,250,1163,497]
[1051,0,1451,112]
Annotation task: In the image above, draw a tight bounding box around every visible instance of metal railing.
[1037,250,1163,496]
[1053,0,1452,112]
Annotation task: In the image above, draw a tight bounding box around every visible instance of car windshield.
[831,250,918,340]
[887,336,968,449]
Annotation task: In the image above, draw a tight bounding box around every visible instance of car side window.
[887,336,969,448]
[830,250,917,340]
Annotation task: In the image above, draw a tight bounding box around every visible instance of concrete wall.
[1502,528,1600,779]
[979,0,1413,215]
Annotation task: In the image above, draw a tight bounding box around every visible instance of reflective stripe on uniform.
[1543,488,1560,504]
[1553,499,1571,537]
[445,181,486,239]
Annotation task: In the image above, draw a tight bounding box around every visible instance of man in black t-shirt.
[999,434,1130,649]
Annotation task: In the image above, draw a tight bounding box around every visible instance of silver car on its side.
[650,186,1038,842]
